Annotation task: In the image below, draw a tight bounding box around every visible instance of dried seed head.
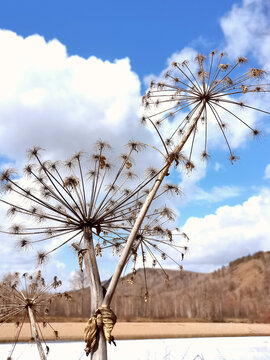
[198,70,207,81]
[241,85,248,93]
[146,167,158,178]
[0,168,16,183]
[16,238,31,250]
[50,161,61,171]
[248,68,265,78]
[237,57,248,64]
[201,151,210,161]
[63,176,79,189]
[195,54,206,63]
[160,206,176,220]
[126,141,146,152]
[252,129,260,137]
[163,183,181,196]
[229,154,239,164]
[124,171,138,180]
[185,160,195,172]
[218,64,229,71]
[7,206,17,217]
[23,164,34,177]
[72,151,84,161]
[140,116,147,125]
[95,140,111,151]
[37,251,49,265]
[165,138,174,146]
[27,146,43,159]
[181,60,189,66]
[210,50,217,56]
[9,224,23,234]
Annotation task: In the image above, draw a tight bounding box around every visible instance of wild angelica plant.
[102,52,270,314]
[0,140,186,359]
[0,271,64,360]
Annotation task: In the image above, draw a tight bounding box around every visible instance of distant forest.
[1,251,270,323]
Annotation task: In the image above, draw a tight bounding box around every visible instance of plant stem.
[28,306,47,360]
[83,226,107,360]
[103,102,205,307]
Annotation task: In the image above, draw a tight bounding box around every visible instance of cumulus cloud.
[1,0,270,280]
[0,30,155,167]
[191,185,243,203]
[181,188,270,272]
[0,29,166,281]
[220,0,270,70]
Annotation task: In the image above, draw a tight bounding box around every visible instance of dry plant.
[101,51,270,326]
[0,271,66,360]
[0,141,187,359]
[1,51,269,360]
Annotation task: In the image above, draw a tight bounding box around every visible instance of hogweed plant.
[1,51,269,360]
[0,141,187,359]
[0,271,65,360]
[101,51,270,322]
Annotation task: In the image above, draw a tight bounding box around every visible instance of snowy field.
[1,337,270,360]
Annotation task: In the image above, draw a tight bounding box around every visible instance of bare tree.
[69,269,89,315]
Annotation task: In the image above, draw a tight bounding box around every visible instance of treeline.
[1,251,270,322]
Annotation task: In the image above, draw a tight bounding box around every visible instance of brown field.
[0,322,270,343]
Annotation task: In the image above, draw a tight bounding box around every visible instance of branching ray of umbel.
[102,52,270,310]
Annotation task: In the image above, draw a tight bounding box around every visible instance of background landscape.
[9,250,266,323]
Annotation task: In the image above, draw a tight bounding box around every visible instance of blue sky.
[0,0,270,286]
[0,0,237,78]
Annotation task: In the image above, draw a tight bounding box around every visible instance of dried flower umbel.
[0,271,63,360]
[0,141,185,359]
[142,52,270,165]
[0,142,172,265]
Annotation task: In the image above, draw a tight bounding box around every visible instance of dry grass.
[0,322,270,343]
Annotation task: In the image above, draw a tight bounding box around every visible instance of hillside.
[38,251,270,322]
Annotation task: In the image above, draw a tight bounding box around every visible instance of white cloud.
[264,164,270,179]
[1,0,270,281]
[220,0,270,70]
[214,162,221,172]
[181,188,270,272]
[192,185,243,203]
[0,30,166,281]
[0,30,154,166]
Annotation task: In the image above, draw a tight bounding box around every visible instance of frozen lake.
[1,337,270,360]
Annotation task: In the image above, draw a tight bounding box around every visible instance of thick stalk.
[103,102,205,307]
[28,306,47,360]
[83,226,107,360]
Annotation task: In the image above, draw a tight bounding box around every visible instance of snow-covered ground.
[1,337,270,360]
